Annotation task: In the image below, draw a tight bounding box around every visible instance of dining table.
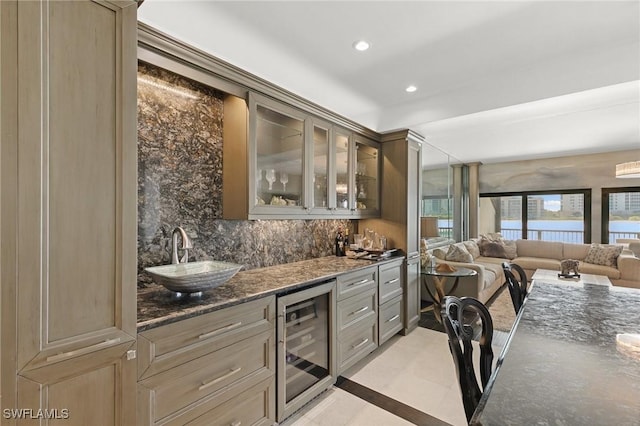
[470,276,640,425]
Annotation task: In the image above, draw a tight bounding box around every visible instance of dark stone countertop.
[137,255,404,332]
[471,280,640,425]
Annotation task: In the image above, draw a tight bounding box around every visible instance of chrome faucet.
[171,226,193,264]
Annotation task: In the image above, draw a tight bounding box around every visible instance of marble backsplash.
[137,62,352,286]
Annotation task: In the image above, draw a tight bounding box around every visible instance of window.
[602,187,640,243]
[480,190,591,243]
[422,196,453,238]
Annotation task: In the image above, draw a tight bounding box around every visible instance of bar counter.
[137,255,401,332]
[471,280,640,425]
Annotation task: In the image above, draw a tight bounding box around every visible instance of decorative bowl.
[145,260,243,293]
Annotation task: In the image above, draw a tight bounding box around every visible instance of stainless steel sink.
[145,260,243,294]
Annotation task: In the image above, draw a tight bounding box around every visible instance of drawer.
[161,377,275,426]
[336,267,377,301]
[138,330,274,424]
[378,262,403,305]
[337,320,377,374]
[379,295,403,345]
[138,296,275,379]
[337,287,377,333]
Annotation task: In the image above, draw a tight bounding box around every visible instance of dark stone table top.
[471,280,640,425]
[137,255,403,332]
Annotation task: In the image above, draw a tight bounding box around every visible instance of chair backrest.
[442,296,494,423]
[502,262,528,314]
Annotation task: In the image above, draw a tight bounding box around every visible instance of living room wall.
[477,149,640,243]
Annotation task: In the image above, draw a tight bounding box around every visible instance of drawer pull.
[386,314,400,323]
[347,278,370,287]
[46,338,121,363]
[198,321,243,340]
[351,338,369,350]
[385,278,399,285]
[230,422,241,426]
[198,367,242,391]
[349,306,368,316]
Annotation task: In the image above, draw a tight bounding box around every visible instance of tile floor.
[281,327,473,426]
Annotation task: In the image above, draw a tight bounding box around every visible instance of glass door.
[250,93,307,214]
[354,135,380,216]
[334,128,351,213]
[310,120,330,212]
[277,281,336,421]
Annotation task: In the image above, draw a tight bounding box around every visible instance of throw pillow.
[479,238,517,259]
[583,243,623,267]
[502,240,518,260]
[463,240,481,259]
[479,232,504,242]
[445,244,473,263]
[480,240,507,258]
[432,248,448,260]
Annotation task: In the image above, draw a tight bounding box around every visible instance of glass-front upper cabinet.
[240,92,381,219]
[309,119,331,212]
[333,128,351,213]
[250,92,308,215]
[353,135,380,216]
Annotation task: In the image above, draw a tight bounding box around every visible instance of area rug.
[418,286,516,333]
[485,286,517,332]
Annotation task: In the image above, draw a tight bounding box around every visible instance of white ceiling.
[138,1,640,167]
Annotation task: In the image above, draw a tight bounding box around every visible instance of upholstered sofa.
[422,238,640,304]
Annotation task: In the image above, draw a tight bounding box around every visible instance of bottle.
[335,228,345,257]
[344,228,350,248]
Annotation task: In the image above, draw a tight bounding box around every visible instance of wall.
[137,62,350,285]
[478,150,640,242]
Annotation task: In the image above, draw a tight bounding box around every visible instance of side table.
[421,266,478,323]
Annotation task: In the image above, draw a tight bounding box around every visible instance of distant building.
[561,194,584,214]
[610,192,640,214]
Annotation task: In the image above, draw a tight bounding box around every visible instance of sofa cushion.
[479,239,517,259]
[481,268,497,290]
[583,243,623,267]
[446,244,473,263]
[563,243,590,260]
[512,256,561,272]
[577,262,621,280]
[479,261,505,284]
[516,240,564,260]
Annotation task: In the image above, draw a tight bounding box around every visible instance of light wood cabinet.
[137,297,276,425]
[1,0,138,423]
[223,92,381,219]
[360,130,424,335]
[378,259,404,345]
[336,267,378,374]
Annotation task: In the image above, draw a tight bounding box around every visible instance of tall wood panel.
[360,130,424,334]
[1,1,137,423]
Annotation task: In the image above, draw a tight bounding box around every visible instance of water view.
[437,219,640,243]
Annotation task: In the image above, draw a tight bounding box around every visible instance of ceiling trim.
[137,22,381,140]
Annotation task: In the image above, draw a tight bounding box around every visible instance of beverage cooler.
[276,280,336,421]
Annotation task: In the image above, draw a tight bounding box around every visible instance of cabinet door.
[407,139,422,258]
[333,127,352,214]
[354,135,380,217]
[250,92,309,215]
[309,118,332,213]
[2,0,138,421]
[402,256,421,335]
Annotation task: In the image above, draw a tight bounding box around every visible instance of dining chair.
[502,262,528,314]
[441,296,494,423]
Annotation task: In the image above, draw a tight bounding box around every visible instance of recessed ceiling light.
[406,85,417,93]
[353,40,370,51]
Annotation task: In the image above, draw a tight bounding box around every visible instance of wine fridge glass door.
[277,280,336,421]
